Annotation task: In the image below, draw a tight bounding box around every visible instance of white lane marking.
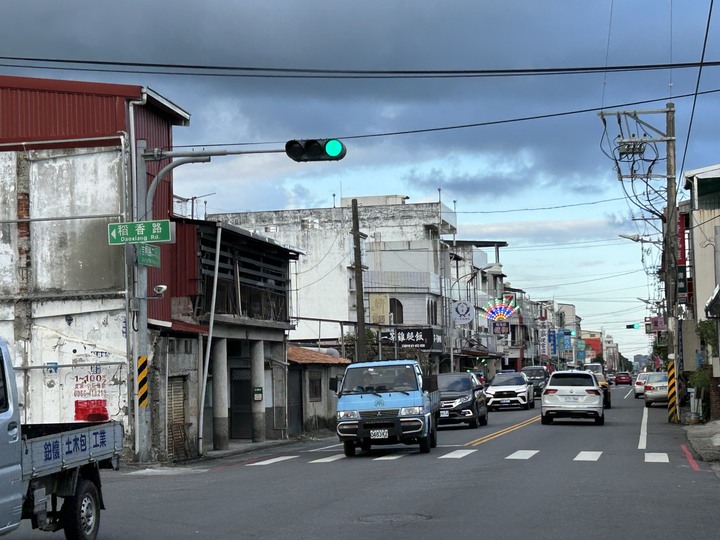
[505,450,539,460]
[374,453,406,460]
[574,451,602,461]
[645,453,669,463]
[246,456,298,466]
[309,454,346,463]
[638,406,648,450]
[439,449,478,459]
[624,388,635,399]
[308,444,343,452]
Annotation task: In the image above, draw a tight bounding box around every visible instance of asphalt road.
[16,386,720,540]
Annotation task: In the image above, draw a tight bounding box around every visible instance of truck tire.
[343,441,356,457]
[62,479,100,540]
[430,417,438,448]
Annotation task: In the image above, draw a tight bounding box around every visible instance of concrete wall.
[0,147,130,431]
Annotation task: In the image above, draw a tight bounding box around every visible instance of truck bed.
[21,421,123,480]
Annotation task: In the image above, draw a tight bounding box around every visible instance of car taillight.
[645,385,654,391]
[586,389,601,395]
[543,389,558,395]
[635,380,642,385]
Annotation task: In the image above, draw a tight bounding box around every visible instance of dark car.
[437,373,488,429]
[615,372,632,385]
[521,366,549,398]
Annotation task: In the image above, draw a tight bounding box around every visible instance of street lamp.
[448,270,480,373]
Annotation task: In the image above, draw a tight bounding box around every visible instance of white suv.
[541,371,604,425]
[485,372,534,410]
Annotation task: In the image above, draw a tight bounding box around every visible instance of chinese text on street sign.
[108,220,172,245]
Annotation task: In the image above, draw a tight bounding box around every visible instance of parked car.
[644,372,669,407]
[541,370,605,425]
[634,372,651,398]
[595,372,612,408]
[614,372,632,385]
[607,374,616,385]
[521,365,550,398]
[485,372,534,410]
[437,373,488,428]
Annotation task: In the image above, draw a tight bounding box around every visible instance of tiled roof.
[287,345,350,365]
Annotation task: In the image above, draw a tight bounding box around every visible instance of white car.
[541,370,605,425]
[485,372,535,410]
[634,372,650,398]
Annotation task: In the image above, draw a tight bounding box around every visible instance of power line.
[2,55,720,78]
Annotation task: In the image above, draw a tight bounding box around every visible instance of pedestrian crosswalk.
[243,447,672,466]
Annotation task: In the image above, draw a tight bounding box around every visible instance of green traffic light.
[324,139,344,158]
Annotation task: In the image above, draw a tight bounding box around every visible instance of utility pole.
[666,102,679,424]
[351,199,367,361]
[598,103,678,422]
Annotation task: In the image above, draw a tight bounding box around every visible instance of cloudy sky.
[2,1,718,359]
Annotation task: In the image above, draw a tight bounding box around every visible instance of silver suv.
[541,370,604,425]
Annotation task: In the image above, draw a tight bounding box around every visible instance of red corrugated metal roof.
[288,345,350,365]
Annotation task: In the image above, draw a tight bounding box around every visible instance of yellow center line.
[465,415,540,447]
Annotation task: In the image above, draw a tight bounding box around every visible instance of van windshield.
[341,365,418,393]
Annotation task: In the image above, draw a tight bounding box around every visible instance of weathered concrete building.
[0,74,311,463]
[212,195,508,373]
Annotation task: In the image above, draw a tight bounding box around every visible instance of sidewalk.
[199,430,336,461]
[680,402,720,463]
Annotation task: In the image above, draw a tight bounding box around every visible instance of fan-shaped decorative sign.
[479,298,519,321]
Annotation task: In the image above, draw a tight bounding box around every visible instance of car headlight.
[516,389,528,395]
[485,388,495,395]
[400,406,423,416]
[453,395,472,407]
[337,410,359,420]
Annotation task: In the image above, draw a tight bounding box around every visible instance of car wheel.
[595,415,605,425]
[645,401,652,408]
[61,479,100,540]
[343,441,356,457]
[541,415,552,425]
[634,393,640,399]
[469,408,479,429]
[430,416,438,448]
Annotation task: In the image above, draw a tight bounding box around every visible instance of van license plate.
[370,429,388,439]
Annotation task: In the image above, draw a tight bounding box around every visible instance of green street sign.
[108,220,172,245]
[137,243,161,267]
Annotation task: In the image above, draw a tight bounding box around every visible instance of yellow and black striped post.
[137,355,149,408]
[668,360,679,423]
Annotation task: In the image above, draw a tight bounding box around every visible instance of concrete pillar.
[212,338,229,450]
[250,340,266,442]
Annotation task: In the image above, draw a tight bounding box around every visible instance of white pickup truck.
[0,336,122,540]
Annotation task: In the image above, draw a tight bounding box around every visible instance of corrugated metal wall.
[0,75,196,325]
[0,76,139,145]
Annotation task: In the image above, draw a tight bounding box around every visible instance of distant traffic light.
[285,139,347,162]
[626,323,641,329]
